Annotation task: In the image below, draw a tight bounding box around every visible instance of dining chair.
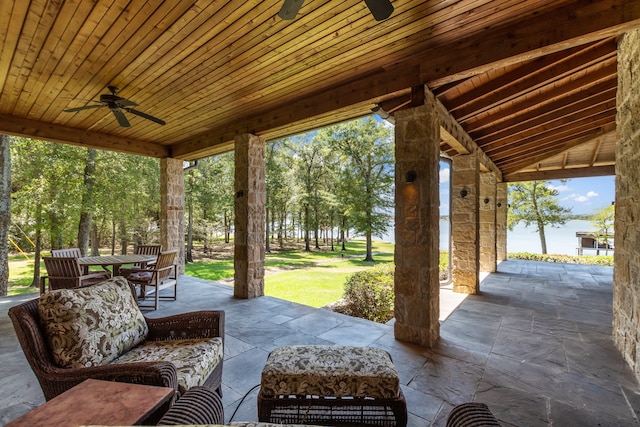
[119,244,162,276]
[41,256,111,293]
[126,250,178,310]
[51,247,110,275]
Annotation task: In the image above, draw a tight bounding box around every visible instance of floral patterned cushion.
[38,277,148,369]
[112,337,224,394]
[260,345,400,399]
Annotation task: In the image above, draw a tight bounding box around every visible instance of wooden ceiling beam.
[504,165,615,182]
[0,114,169,158]
[424,87,501,178]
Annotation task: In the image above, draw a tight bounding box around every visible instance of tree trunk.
[364,229,374,262]
[304,204,311,251]
[538,220,548,254]
[31,214,42,289]
[111,220,116,255]
[265,203,271,253]
[77,148,97,256]
[90,223,100,256]
[0,135,11,296]
[186,184,194,263]
[120,217,128,254]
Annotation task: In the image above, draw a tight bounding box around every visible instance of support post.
[160,158,185,274]
[394,103,440,347]
[234,133,266,299]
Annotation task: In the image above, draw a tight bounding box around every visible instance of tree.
[320,117,394,262]
[0,135,10,296]
[508,180,572,254]
[591,204,615,255]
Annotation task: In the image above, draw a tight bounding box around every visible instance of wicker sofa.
[9,277,224,401]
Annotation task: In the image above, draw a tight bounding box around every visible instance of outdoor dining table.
[78,254,157,277]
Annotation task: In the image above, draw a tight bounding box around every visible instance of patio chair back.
[51,247,82,258]
[134,244,162,256]
[42,257,109,291]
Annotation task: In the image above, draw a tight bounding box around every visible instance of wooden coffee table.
[5,379,174,427]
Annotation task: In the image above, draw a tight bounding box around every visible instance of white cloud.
[586,191,598,198]
[439,167,450,183]
[549,184,571,192]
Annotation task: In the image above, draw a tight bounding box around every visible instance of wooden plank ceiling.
[1,0,639,182]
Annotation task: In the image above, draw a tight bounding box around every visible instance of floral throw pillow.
[38,276,148,368]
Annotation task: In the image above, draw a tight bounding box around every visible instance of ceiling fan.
[63,86,166,128]
[278,0,393,21]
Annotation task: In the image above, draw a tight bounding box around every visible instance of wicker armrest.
[157,386,224,425]
[446,402,501,427]
[145,310,225,341]
[33,361,178,401]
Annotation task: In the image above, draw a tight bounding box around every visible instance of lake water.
[377,219,603,256]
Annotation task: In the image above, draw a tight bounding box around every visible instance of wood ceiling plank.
[14,0,94,117]
[463,61,617,132]
[447,40,616,121]
[478,97,616,151]
[469,84,617,142]
[495,119,616,173]
[0,1,30,96]
[36,0,121,122]
[490,110,616,162]
[2,0,55,114]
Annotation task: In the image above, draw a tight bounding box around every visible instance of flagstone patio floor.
[1,259,639,426]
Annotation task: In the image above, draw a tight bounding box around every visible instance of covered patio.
[1,259,637,426]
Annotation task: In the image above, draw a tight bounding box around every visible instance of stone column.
[496,182,508,263]
[614,29,640,379]
[451,153,480,294]
[160,158,185,274]
[234,133,266,299]
[394,103,440,347]
[479,172,497,273]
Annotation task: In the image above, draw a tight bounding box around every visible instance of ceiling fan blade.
[278,0,304,20]
[125,108,166,125]
[63,104,104,113]
[111,109,130,127]
[363,0,394,21]
[117,98,137,108]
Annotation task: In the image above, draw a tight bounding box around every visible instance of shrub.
[340,264,395,323]
[508,252,613,266]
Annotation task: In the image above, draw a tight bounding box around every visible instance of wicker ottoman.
[258,345,407,426]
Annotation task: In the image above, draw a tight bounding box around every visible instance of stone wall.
[234,133,266,299]
[614,28,640,379]
[479,172,497,273]
[394,104,440,347]
[160,158,185,274]
[451,152,480,294]
[496,182,508,263]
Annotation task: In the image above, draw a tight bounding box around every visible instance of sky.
[438,162,615,216]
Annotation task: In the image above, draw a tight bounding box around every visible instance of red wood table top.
[5,379,174,427]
